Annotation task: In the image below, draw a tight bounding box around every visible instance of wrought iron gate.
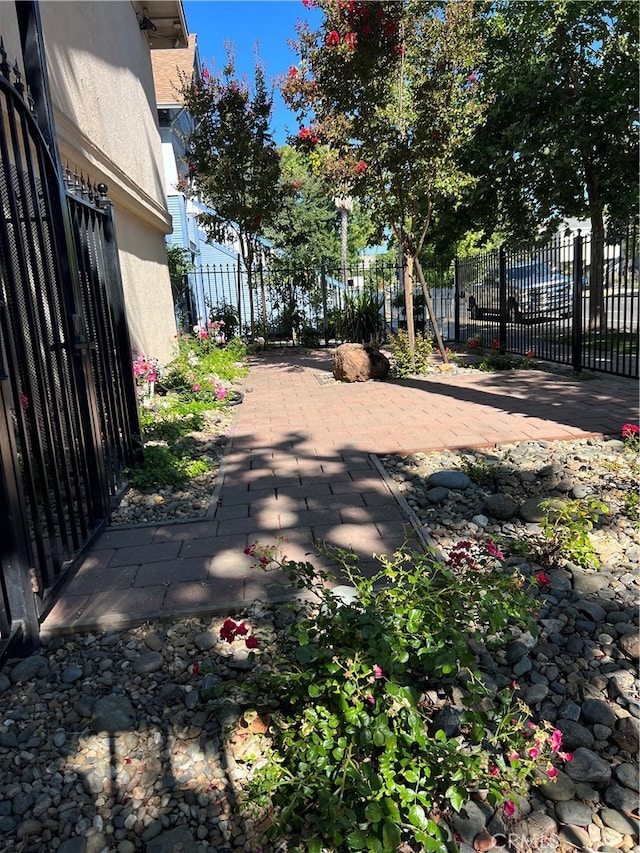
[0,12,141,659]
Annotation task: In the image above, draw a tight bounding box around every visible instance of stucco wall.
[38,0,177,364]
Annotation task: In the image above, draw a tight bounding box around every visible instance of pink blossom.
[550,729,563,753]
[192,383,201,392]
[547,767,558,778]
[485,538,504,560]
[528,747,540,759]
[288,66,298,78]
[301,0,314,7]
[503,800,515,816]
[326,30,340,47]
[508,753,520,762]
[354,160,367,174]
[373,665,384,679]
[216,386,227,400]
[563,752,573,763]
[366,694,375,704]
[489,765,500,776]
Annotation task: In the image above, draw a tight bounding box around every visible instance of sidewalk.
[42,352,638,635]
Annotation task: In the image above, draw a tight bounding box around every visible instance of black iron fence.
[180,227,637,379]
[456,228,638,378]
[0,18,140,659]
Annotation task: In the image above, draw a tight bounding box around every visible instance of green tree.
[282,0,484,354]
[180,46,283,335]
[466,0,638,328]
[264,145,373,269]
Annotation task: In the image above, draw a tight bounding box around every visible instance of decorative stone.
[145,827,198,853]
[482,493,518,520]
[618,632,640,662]
[613,716,640,754]
[90,695,136,733]
[427,470,472,490]
[565,747,612,784]
[333,343,390,382]
[9,656,50,684]
[520,497,547,523]
[555,799,593,826]
[132,651,164,674]
[581,698,617,728]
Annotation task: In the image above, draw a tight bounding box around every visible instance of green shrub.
[127,444,210,490]
[538,496,609,568]
[389,328,433,376]
[213,539,572,853]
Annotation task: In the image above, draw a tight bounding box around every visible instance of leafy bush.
[219,540,572,853]
[162,332,247,395]
[389,328,433,376]
[337,287,385,344]
[127,444,210,490]
[538,496,609,568]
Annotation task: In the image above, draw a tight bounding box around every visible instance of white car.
[468,261,573,322]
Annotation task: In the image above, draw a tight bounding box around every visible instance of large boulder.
[333,343,390,382]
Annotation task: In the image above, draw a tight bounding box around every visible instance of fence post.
[498,245,507,352]
[454,258,461,342]
[236,255,243,339]
[572,232,584,372]
[321,264,329,347]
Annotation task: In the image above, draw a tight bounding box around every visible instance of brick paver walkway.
[42,351,638,635]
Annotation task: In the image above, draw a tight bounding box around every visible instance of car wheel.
[507,302,522,323]
[469,299,483,320]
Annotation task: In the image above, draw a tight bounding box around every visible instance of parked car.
[467,261,573,322]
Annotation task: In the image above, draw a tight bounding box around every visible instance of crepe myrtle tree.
[180,47,284,336]
[282,0,484,359]
[465,1,638,330]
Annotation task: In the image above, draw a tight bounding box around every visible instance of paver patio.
[42,350,638,635]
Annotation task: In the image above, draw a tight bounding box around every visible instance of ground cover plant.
[205,539,573,853]
[127,332,247,489]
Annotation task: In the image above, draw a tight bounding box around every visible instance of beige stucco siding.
[38,0,177,364]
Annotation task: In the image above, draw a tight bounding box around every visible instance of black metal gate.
[0,10,141,659]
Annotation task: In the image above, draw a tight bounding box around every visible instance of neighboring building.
[0,0,186,363]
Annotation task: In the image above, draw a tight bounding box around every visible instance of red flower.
[535,571,551,585]
[234,621,248,636]
[326,30,340,47]
[201,66,210,80]
[622,423,639,438]
[373,664,384,679]
[526,350,534,358]
[190,661,200,676]
[467,74,477,84]
[503,800,515,816]
[302,0,314,7]
[383,20,398,36]
[245,635,259,649]
[220,617,239,643]
[432,129,441,140]
[354,160,367,174]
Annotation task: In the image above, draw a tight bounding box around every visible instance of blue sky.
[183,1,322,144]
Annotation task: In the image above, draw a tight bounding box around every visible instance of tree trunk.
[402,248,416,370]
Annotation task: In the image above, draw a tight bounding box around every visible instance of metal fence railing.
[178,227,637,380]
